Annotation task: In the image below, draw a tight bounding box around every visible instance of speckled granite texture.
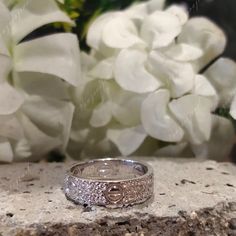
[0,158,235,235]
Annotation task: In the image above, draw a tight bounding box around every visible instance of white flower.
[204,58,236,119]
[69,0,235,160]
[141,89,184,142]
[191,115,235,161]
[0,0,81,162]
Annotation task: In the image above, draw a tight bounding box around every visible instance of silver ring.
[63,158,154,208]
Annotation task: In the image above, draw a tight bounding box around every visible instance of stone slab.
[0,158,235,235]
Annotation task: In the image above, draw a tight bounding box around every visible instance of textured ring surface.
[63,158,154,208]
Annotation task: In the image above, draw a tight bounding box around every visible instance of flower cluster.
[69,0,236,160]
[0,0,235,162]
[0,0,80,162]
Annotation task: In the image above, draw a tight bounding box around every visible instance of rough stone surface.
[0,158,236,236]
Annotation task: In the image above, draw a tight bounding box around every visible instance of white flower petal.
[166,5,188,25]
[0,54,11,83]
[0,82,24,115]
[89,57,114,80]
[71,79,103,119]
[141,11,182,49]
[205,58,236,107]
[87,12,121,50]
[169,94,212,145]
[1,0,21,7]
[69,125,111,158]
[0,37,10,56]
[0,114,24,140]
[11,0,74,43]
[70,128,90,143]
[115,48,162,93]
[14,72,70,100]
[13,139,32,159]
[125,0,165,23]
[193,74,219,110]
[191,115,234,161]
[148,51,194,97]
[147,0,165,12]
[125,3,148,23]
[88,81,143,126]
[90,102,112,127]
[0,8,10,56]
[19,113,61,159]
[14,33,81,87]
[0,138,13,163]
[141,89,184,142]
[230,94,236,119]
[0,0,10,7]
[81,52,97,73]
[22,96,74,151]
[107,125,147,156]
[0,2,11,43]
[102,16,143,49]
[178,17,227,72]
[164,43,203,62]
[112,92,145,126]
[155,142,188,157]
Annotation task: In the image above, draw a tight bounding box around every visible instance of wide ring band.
[63,158,154,208]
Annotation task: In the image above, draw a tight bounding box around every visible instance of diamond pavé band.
[63,158,154,208]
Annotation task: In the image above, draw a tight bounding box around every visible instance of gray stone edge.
[2,201,236,236]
